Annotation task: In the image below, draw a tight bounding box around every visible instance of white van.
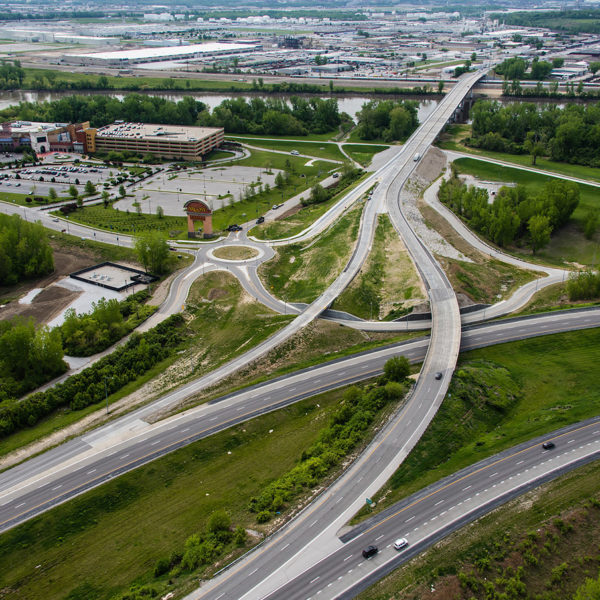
[413,153,421,162]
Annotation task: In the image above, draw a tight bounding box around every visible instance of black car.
[434,372,443,380]
[362,545,378,559]
[227,224,242,232]
[256,216,265,224]
[542,441,555,450]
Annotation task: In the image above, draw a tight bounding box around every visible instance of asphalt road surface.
[1,307,597,536]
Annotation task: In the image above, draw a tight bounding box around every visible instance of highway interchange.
[1,66,599,599]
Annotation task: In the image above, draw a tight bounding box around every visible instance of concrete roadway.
[266,417,600,600]
[1,308,597,537]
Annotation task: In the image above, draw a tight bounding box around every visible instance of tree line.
[494,57,564,81]
[468,100,600,167]
[0,93,422,143]
[438,171,579,253]
[489,9,600,34]
[59,290,156,357]
[0,314,185,440]
[303,165,363,207]
[355,98,419,142]
[248,356,410,523]
[0,213,54,285]
[0,317,66,403]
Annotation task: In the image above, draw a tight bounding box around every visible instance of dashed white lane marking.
[435,500,443,506]
[489,472,498,478]
[151,440,160,446]
[15,502,25,508]
[182,428,190,432]
[309,519,318,527]
[249,568,258,576]
[376,534,384,540]
[236,406,245,411]
[406,515,415,522]
[209,417,218,421]
[87,469,96,474]
[517,460,524,465]
[52,485,62,490]
[120,454,129,459]
[344,555,353,562]
[282,543,290,550]
[463,485,471,491]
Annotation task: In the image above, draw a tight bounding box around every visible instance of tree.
[48,187,57,202]
[207,510,231,534]
[528,214,551,254]
[274,172,285,188]
[573,574,600,600]
[584,208,599,240]
[101,190,110,208]
[118,184,126,198]
[156,205,164,219]
[68,184,78,200]
[524,131,545,165]
[437,80,445,94]
[383,356,410,382]
[135,231,170,274]
[590,61,600,74]
[309,183,328,205]
[84,180,96,196]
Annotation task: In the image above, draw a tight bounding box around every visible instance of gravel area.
[400,147,473,263]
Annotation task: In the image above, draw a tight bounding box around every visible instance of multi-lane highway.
[264,417,600,600]
[5,66,596,600]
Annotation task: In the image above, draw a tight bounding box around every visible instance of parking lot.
[0,161,130,199]
[115,165,281,216]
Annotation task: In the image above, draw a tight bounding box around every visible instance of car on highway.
[362,545,378,559]
[52,218,59,222]
[542,441,555,450]
[272,204,283,210]
[394,537,408,550]
[413,153,421,161]
[256,216,265,224]
[435,371,443,380]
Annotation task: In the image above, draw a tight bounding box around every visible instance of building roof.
[95,122,222,142]
[79,42,258,62]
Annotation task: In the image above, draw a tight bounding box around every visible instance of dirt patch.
[0,284,81,325]
[415,146,447,185]
[277,204,303,220]
[207,287,228,300]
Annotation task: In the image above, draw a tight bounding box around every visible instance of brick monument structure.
[184,199,213,239]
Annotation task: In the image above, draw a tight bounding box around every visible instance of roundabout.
[210,245,261,261]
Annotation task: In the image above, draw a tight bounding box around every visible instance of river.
[0,90,442,122]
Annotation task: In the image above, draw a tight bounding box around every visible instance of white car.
[290,150,299,155]
[394,538,408,550]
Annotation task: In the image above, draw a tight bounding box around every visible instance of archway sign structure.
[184,199,213,239]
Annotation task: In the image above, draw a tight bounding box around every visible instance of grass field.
[250,172,369,240]
[259,202,363,303]
[229,136,346,162]
[418,202,538,303]
[342,143,389,167]
[453,157,600,266]
[354,327,600,519]
[438,123,600,183]
[333,215,425,319]
[0,387,351,600]
[358,459,600,600]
